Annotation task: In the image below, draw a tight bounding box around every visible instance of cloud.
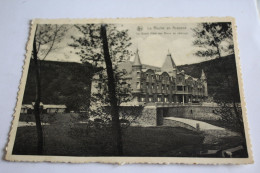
[130,34,204,67]
[43,23,208,65]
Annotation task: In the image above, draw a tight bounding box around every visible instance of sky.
[42,23,227,66]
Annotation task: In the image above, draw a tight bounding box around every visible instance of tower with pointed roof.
[131,49,142,100]
[161,51,177,78]
[200,69,208,98]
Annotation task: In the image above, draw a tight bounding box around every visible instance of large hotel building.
[91,49,208,106]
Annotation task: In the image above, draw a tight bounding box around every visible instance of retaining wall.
[167,106,221,121]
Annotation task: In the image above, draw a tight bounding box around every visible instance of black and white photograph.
[5,18,252,164]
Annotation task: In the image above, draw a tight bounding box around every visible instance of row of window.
[137,71,175,81]
[137,72,203,87]
[136,82,204,92]
[136,82,173,90]
[138,95,204,103]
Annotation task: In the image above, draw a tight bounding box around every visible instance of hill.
[178,54,240,102]
[22,54,240,111]
[22,60,94,111]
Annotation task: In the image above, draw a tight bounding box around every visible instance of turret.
[161,51,177,78]
[132,49,142,94]
[133,49,142,67]
[201,69,207,80]
[200,69,208,98]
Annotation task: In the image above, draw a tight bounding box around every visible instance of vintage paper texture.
[5,17,253,164]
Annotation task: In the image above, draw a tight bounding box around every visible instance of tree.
[32,24,67,154]
[192,23,245,137]
[70,24,132,155]
[192,22,233,58]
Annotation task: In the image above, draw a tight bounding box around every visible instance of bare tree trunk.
[32,32,44,155]
[100,24,123,156]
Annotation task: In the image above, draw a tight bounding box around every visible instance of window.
[141,97,145,102]
[137,71,140,77]
[157,84,159,90]
[167,85,169,90]
[146,83,149,89]
[149,97,153,102]
[177,86,182,91]
[151,84,154,89]
[157,97,161,102]
[136,82,140,89]
[98,83,102,90]
[162,84,165,90]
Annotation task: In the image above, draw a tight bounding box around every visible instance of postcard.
[5,17,253,164]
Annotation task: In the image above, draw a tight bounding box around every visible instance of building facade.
[21,102,67,114]
[91,49,208,106]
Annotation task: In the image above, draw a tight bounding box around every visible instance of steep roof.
[201,69,207,80]
[133,49,142,66]
[161,52,176,72]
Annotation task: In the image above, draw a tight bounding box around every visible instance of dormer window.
[136,82,140,89]
[137,71,141,78]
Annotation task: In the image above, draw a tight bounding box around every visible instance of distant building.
[43,105,67,114]
[21,104,34,114]
[21,102,67,114]
[91,49,208,106]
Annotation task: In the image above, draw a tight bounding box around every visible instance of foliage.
[178,54,240,102]
[34,24,68,60]
[192,23,244,135]
[192,22,234,58]
[70,24,133,116]
[214,102,243,134]
[23,60,93,112]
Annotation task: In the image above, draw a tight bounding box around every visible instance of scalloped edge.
[4,17,253,164]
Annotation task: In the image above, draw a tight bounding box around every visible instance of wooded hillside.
[22,60,93,111]
[22,54,240,111]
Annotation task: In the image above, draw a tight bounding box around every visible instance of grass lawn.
[12,122,205,157]
[13,113,248,157]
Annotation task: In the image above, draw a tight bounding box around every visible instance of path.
[164,117,225,131]
[164,116,241,148]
